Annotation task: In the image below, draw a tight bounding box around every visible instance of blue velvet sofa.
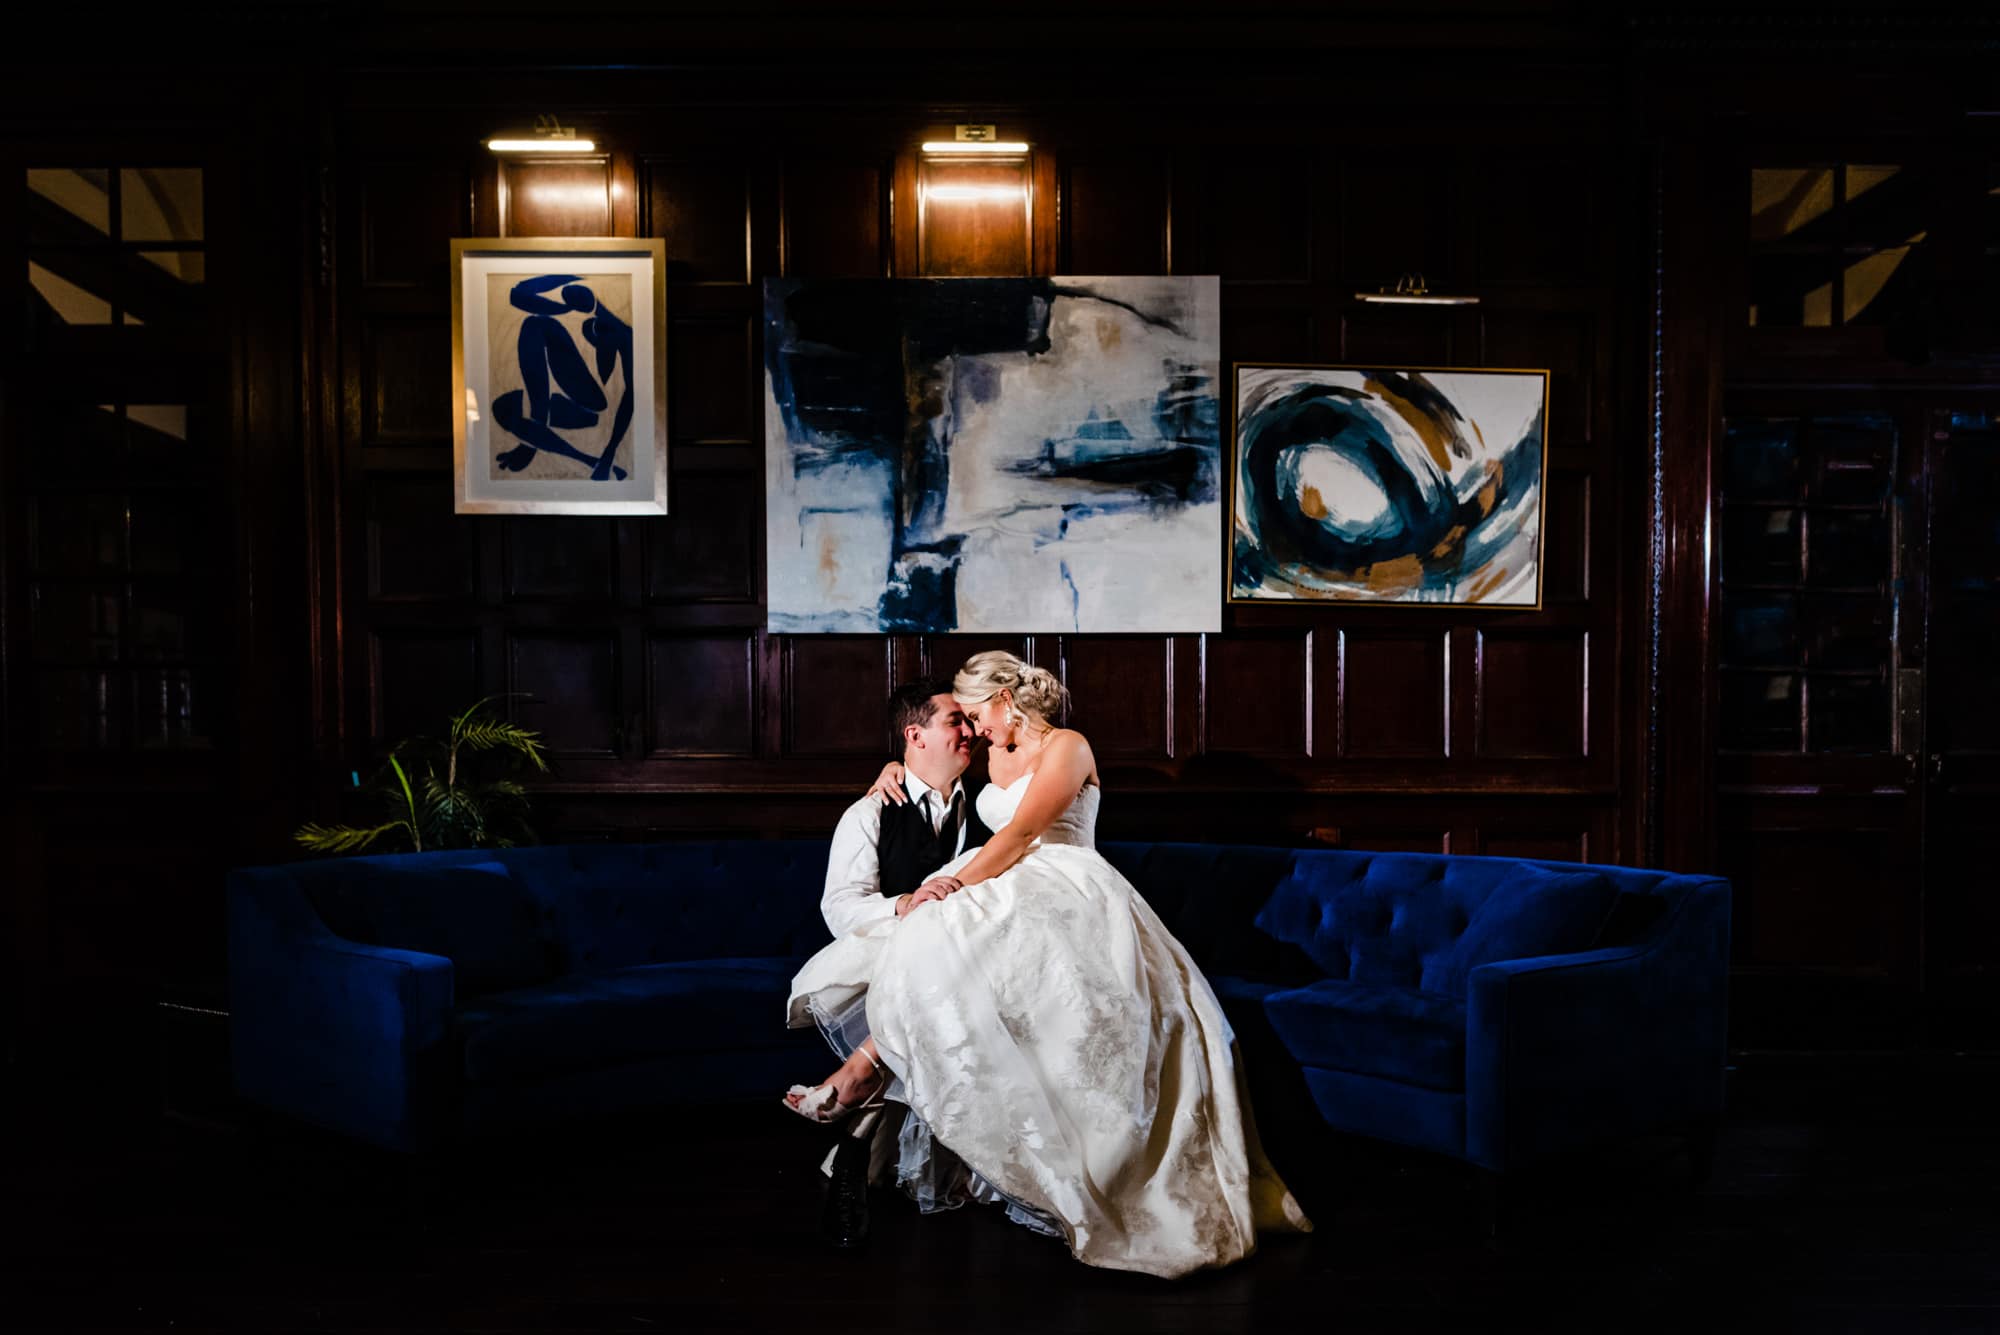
[228,840,1729,1176]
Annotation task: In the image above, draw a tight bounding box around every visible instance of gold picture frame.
[1228,361,1551,609]
[450,236,668,515]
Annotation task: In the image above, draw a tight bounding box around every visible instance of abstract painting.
[451,238,667,514]
[1230,364,1549,607]
[765,276,1222,633]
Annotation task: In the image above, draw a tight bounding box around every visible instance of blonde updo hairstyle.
[953,651,1069,728]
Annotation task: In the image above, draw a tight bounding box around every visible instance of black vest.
[877,788,991,899]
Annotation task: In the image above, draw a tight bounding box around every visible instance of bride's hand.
[867,761,908,804]
[903,876,962,913]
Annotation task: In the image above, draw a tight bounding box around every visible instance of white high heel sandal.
[783,1046,887,1124]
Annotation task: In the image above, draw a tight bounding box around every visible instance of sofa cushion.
[318,861,549,996]
[456,957,800,1083]
[1254,853,1617,997]
[1100,842,1312,980]
[1429,866,1617,994]
[1262,981,1468,1092]
[500,842,835,974]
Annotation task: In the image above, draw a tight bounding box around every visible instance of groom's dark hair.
[890,676,955,750]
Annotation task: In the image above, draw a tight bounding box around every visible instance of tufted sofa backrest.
[279,840,837,978]
[1251,849,1688,995]
[501,841,834,972]
[266,840,1702,994]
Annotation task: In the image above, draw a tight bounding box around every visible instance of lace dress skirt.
[787,837,1309,1279]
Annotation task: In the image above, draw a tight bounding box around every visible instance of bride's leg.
[784,1037,887,1112]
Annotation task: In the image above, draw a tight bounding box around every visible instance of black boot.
[822,1129,871,1249]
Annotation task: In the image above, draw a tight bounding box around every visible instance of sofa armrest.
[228,869,456,1153]
[1465,906,1729,1173]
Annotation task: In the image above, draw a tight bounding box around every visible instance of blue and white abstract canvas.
[765,277,1222,633]
[1231,365,1549,607]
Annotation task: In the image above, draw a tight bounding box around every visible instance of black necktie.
[936,790,963,852]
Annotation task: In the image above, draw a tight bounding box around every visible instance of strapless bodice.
[975,774,1100,849]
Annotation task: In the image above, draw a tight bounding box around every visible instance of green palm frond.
[474,779,528,801]
[294,821,413,855]
[453,718,550,770]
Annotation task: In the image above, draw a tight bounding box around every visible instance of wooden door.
[1714,401,1925,1048]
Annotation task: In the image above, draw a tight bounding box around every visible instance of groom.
[819,677,992,937]
[814,678,988,1249]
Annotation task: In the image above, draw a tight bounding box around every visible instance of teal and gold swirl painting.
[1230,365,1549,607]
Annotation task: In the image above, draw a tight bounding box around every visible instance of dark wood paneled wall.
[325,93,1629,864]
[8,8,1999,1069]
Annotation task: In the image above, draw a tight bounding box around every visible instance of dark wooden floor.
[3,1057,1997,1334]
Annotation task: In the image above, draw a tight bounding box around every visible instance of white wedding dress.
[786,774,1310,1279]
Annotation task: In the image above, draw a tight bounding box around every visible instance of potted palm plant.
[296,697,550,855]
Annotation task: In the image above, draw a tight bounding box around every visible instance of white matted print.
[451,238,666,515]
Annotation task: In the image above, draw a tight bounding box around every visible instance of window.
[1717,412,1898,753]
[21,166,216,751]
[1748,164,1924,329]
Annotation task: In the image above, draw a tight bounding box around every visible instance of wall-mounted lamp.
[1355,273,1479,306]
[487,114,596,154]
[921,140,1032,155]
[921,126,1030,155]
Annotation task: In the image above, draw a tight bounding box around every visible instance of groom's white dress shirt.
[820,770,971,938]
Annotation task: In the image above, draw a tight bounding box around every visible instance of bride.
[784,651,1310,1279]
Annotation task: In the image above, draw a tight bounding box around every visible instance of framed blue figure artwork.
[450,237,667,515]
[764,276,1223,633]
[1229,364,1551,608]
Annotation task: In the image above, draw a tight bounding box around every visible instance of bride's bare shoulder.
[1041,728,1099,782]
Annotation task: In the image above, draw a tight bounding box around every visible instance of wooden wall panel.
[1470,158,1597,286]
[645,471,758,604]
[1061,157,1168,274]
[1062,636,1173,761]
[920,635,1034,681]
[669,317,755,442]
[1542,469,1591,604]
[1475,630,1587,759]
[366,476,475,601]
[1222,306,1315,366]
[360,160,467,288]
[781,157,888,277]
[1337,159,1451,284]
[370,630,480,744]
[500,157,613,237]
[504,518,618,602]
[509,633,621,756]
[1340,306,1460,367]
[784,637,895,755]
[1339,827,1454,854]
[918,156,1031,277]
[644,158,752,285]
[361,317,450,445]
[650,634,755,756]
[1212,153,1310,281]
[1480,829,1590,862]
[1339,631,1449,758]
[1203,633,1310,759]
[1480,311,1595,446]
